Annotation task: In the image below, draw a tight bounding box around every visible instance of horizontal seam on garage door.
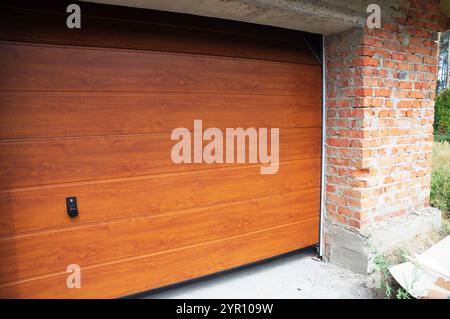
[0,127,323,142]
[0,157,321,193]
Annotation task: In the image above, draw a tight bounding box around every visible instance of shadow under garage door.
[0,1,322,298]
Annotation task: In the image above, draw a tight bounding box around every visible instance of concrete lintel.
[84,0,373,35]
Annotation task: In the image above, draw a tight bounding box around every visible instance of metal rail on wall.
[318,35,326,258]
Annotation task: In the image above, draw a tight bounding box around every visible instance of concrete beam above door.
[83,0,404,35]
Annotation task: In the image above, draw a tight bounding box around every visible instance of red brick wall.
[324,0,441,229]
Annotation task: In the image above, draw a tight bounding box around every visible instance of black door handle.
[66,196,79,218]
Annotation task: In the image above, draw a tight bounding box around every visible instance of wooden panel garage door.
[0,2,322,298]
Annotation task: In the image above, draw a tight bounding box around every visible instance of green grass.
[431,142,450,217]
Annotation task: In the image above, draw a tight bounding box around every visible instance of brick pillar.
[324,0,442,273]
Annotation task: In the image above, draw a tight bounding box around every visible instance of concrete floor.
[141,248,376,299]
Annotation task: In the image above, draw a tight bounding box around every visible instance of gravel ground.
[142,247,376,299]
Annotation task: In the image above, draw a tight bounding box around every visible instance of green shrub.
[434,89,450,142]
[430,166,450,215]
[431,142,450,217]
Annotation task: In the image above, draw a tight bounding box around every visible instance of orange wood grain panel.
[0,189,319,284]
[0,92,321,139]
[0,218,319,298]
[0,128,321,189]
[0,42,321,95]
[0,158,321,238]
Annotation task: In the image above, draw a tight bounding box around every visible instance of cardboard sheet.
[388,236,450,299]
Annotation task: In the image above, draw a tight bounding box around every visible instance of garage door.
[0,2,322,298]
